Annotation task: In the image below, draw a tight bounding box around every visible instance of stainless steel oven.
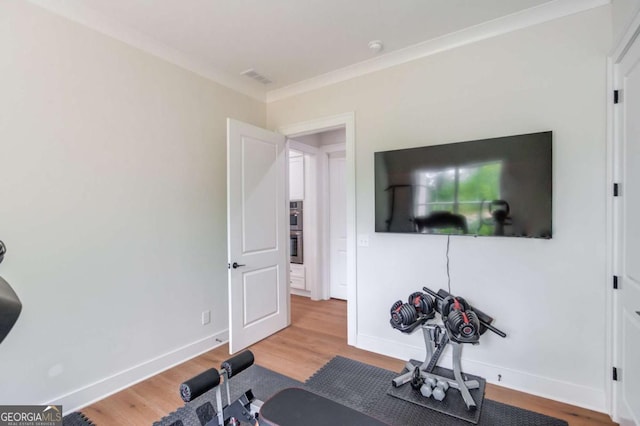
[290,230,303,264]
[290,201,303,231]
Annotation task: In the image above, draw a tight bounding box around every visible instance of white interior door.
[329,152,347,300]
[227,118,289,354]
[614,34,640,425]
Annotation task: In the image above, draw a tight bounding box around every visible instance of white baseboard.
[48,329,229,414]
[355,333,606,413]
[290,288,311,298]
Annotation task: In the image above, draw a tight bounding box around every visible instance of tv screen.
[374,131,552,238]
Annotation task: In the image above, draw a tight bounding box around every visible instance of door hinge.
[614,90,620,104]
[614,183,620,197]
[613,275,619,289]
[613,367,619,381]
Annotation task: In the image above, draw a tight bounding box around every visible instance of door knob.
[230,262,246,269]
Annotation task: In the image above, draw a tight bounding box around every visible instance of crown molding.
[611,4,640,62]
[26,0,609,105]
[27,0,267,102]
[266,0,610,103]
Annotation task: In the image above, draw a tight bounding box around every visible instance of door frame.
[278,112,357,345]
[288,140,319,300]
[607,10,640,421]
[322,143,347,300]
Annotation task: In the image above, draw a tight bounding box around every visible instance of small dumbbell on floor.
[432,380,449,401]
[420,379,449,402]
[419,383,432,398]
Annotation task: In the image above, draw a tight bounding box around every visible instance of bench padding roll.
[179,368,220,402]
[221,350,254,379]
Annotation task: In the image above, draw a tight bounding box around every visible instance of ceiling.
[28,0,607,100]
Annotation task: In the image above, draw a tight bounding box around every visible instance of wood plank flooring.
[83,296,616,425]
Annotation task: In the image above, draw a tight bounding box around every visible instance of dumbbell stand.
[401,362,480,391]
[452,342,476,409]
[392,325,446,387]
[391,324,479,410]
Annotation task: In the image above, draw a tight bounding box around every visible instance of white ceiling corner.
[266,0,610,102]
[27,0,610,104]
[26,0,268,101]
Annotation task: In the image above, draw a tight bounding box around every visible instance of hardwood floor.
[83,296,616,425]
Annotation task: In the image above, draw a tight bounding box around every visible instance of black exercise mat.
[62,412,95,426]
[386,359,486,424]
[304,356,568,426]
[154,364,302,426]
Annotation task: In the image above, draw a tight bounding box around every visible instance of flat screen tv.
[374,131,552,238]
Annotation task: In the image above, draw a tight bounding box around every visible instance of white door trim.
[289,139,320,155]
[326,148,347,300]
[277,112,357,346]
[319,140,348,302]
[607,8,640,421]
[288,141,319,300]
[605,55,616,421]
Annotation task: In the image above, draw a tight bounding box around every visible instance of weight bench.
[179,351,388,426]
[260,388,388,426]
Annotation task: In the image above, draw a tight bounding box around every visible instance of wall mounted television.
[374,131,552,238]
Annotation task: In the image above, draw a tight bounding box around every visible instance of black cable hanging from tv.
[446,234,451,296]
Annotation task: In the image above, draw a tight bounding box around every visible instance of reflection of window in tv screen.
[414,161,502,236]
[374,132,552,238]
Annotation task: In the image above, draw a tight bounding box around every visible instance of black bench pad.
[260,388,388,426]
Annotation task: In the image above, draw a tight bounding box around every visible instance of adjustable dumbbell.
[448,309,480,340]
[390,300,418,327]
[439,296,480,343]
[390,292,436,328]
[408,292,435,318]
[438,295,469,318]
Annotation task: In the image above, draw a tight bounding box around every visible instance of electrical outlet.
[357,234,370,247]
[202,310,211,325]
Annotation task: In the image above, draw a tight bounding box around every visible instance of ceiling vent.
[240,68,272,85]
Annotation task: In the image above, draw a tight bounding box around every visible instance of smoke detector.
[368,40,384,54]
[240,68,272,85]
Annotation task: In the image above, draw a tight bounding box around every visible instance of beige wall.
[0,0,264,408]
[268,7,611,409]
[612,0,640,46]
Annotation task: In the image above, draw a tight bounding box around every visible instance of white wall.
[0,0,265,410]
[268,6,611,410]
[290,128,345,147]
[291,133,321,147]
[319,129,345,146]
[612,0,640,46]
